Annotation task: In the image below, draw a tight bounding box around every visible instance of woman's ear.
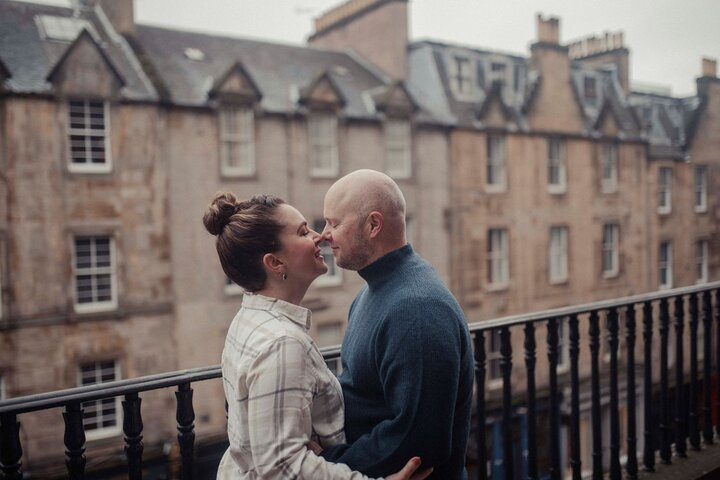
[262,253,285,276]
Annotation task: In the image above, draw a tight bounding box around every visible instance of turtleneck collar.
[358,244,414,287]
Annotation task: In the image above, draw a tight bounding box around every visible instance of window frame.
[67,99,111,174]
[549,226,569,284]
[658,167,672,214]
[694,165,708,213]
[602,223,619,278]
[78,360,122,441]
[600,143,618,193]
[72,235,117,314]
[487,228,509,289]
[450,55,473,96]
[486,134,507,192]
[308,113,339,178]
[384,119,412,179]
[219,105,256,177]
[547,137,567,194]
[696,239,708,284]
[659,241,673,290]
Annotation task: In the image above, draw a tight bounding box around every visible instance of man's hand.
[386,457,433,480]
[307,440,323,455]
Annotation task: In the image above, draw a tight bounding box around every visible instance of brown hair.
[202,192,286,292]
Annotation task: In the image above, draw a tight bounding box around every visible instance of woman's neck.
[257,280,310,306]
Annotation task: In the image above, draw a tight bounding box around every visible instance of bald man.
[320,170,473,479]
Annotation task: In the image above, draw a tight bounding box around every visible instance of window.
[220,106,255,176]
[308,113,338,177]
[486,135,506,190]
[73,235,116,313]
[385,119,411,178]
[601,143,618,193]
[548,138,566,193]
[696,240,708,284]
[79,360,121,439]
[695,165,707,212]
[584,75,598,106]
[659,241,673,290]
[554,318,570,371]
[602,224,619,277]
[489,61,508,87]
[658,167,672,214]
[68,99,110,173]
[488,329,502,386]
[313,219,342,286]
[549,226,568,284]
[450,56,472,95]
[487,228,509,287]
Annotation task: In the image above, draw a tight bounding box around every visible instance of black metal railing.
[1,281,719,479]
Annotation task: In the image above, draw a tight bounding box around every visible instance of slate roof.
[133,25,387,117]
[0,0,156,100]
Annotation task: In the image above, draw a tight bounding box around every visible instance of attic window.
[584,75,598,105]
[36,15,97,43]
[184,48,206,61]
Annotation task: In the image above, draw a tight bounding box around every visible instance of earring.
[282,272,288,281]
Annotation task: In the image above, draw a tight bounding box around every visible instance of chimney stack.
[536,14,560,44]
[702,57,717,78]
[308,0,408,80]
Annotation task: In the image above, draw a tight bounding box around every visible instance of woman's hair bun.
[203,192,240,236]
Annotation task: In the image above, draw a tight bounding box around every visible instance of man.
[319,169,474,479]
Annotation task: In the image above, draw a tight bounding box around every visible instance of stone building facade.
[0,0,717,476]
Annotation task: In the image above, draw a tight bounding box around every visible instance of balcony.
[1,281,719,479]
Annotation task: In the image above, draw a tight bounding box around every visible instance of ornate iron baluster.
[674,295,687,457]
[547,318,561,480]
[500,326,513,480]
[659,297,672,464]
[688,292,700,450]
[524,322,538,480]
[474,331,488,480]
[63,402,86,479]
[0,413,23,479]
[176,383,196,480]
[123,393,144,480]
[607,307,621,480]
[702,290,713,445]
[642,301,655,471]
[569,314,582,480]
[625,305,638,479]
[589,310,603,480]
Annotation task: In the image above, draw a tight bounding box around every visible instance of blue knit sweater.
[320,245,474,479]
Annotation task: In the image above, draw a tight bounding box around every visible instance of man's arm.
[321,302,464,477]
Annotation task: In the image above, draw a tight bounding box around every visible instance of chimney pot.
[536,13,560,44]
[702,57,717,78]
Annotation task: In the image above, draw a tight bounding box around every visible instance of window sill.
[485,185,507,194]
[68,164,112,174]
[657,207,671,215]
[602,271,619,280]
[547,185,567,195]
[486,282,509,293]
[695,206,708,214]
[549,277,569,286]
[74,302,118,315]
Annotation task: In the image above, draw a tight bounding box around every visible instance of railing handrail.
[1,282,716,416]
[467,281,720,332]
[0,347,342,416]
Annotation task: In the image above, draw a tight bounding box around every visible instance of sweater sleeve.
[246,336,378,480]
[321,300,463,477]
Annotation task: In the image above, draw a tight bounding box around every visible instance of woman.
[203,192,430,480]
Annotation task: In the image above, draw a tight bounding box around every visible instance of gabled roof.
[46,28,125,86]
[208,60,262,103]
[299,70,346,109]
[371,81,418,116]
[477,81,514,124]
[0,0,155,100]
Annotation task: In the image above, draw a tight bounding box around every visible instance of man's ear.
[367,211,384,239]
[262,253,285,276]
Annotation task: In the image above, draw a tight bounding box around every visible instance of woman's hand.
[386,457,433,480]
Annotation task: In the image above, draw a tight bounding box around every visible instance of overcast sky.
[24,0,720,97]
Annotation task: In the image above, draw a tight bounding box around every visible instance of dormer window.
[490,62,508,85]
[450,56,472,95]
[584,75,598,106]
